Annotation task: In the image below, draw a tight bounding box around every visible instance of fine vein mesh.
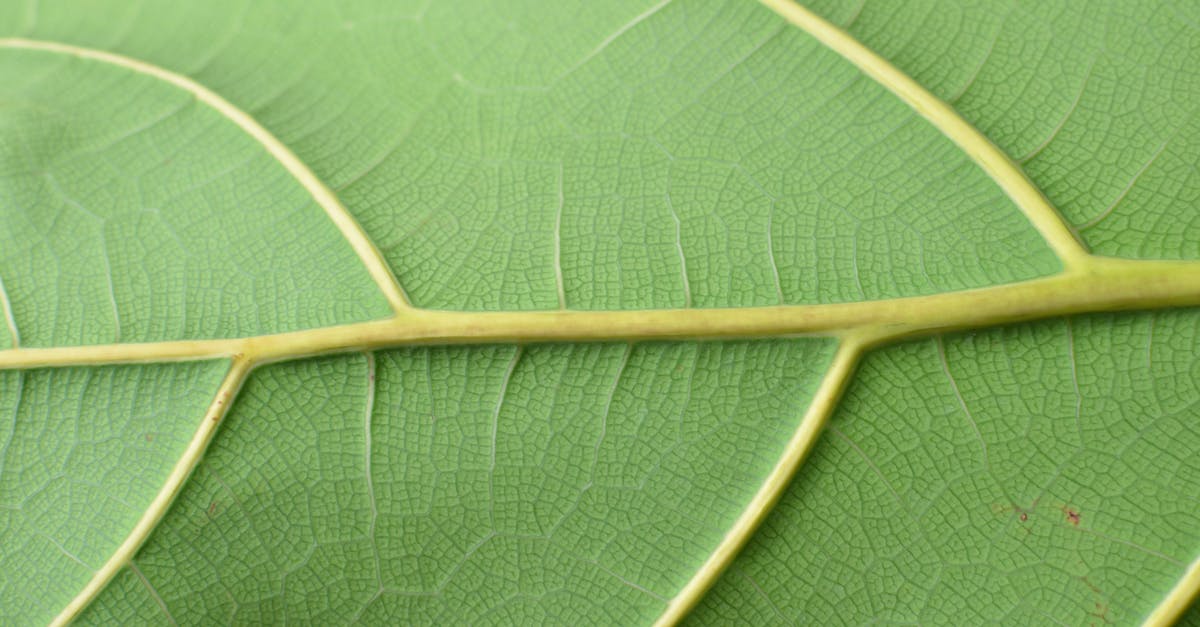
[691,310,1200,625]
[4,0,1058,311]
[0,48,391,347]
[79,340,834,624]
[0,361,229,625]
[0,0,1195,625]
[805,0,1200,260]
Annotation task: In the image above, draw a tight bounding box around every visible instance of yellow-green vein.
[0,37,412,314]
[1,258,1197,371]
[51,357,252,627]
[655,334,867,626]
[757,0,1091,270]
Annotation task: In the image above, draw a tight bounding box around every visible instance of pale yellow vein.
[0,37,412,313]
[758,0,1091,269]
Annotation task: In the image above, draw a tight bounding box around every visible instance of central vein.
[0,257,1197,370]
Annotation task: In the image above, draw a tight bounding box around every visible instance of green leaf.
[0,47,391,346]
[802,0,1200,260]
[694,311,1200,625]
[0,362,229,618]
[0,1,1198,625]
[83,342,835,624]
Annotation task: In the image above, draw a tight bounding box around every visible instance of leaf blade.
[76,340,837,624]
[0,361,230,625]
[692,311,1200,625]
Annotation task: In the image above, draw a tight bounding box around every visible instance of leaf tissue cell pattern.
[0,362,229,625]
[692,311,1200,625]
[75,341,833,624]
[804,0,1200,260]
[0,49,391,347]
[0,0,1199,625]
[333,0,1061,309]
[7,0,1060,312]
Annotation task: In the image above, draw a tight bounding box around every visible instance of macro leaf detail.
[0,1,1198,625]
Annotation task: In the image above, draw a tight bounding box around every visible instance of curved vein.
[655,335,866,626]
[758,0,1091,269]
[0,274,19,348]
[51,357,252,627]
[1144,555,1200,626]
[0,37,411,313]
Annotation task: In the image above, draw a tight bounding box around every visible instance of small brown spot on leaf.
[1063,506,1081,526]
[1087,602,1112,624]
[1080,577,1112,624]
[144,433,154,442]
[993,502,1034,525]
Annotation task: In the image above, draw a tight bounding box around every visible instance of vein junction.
[0,256,1196,371]
[5,11,1200,627]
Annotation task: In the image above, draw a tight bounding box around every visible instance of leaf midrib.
[2,260,1199,371]
[3,2,1199,624]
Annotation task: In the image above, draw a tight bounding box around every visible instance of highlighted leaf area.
[0,0,1199,624]
[804,0,1200,261]
[336,0,1061,309]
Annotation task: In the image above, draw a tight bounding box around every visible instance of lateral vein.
[654,336,866,626]
[0,274,19,348]
[50,357,253,627]
[756,0,1091,269]
[0,37,412,314]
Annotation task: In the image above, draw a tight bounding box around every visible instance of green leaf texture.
[695,311,1200,624]
[0,363,229,617]
[83,342,833,624]
[0,48,391,346]
[0,1,1198,625]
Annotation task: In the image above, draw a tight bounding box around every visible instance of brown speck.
[207,500,220,518]
[1019,512,1028,522]
[145,433,154,442]
[1064,507,1081,526]
[1087,603,1112,624]
[1080,577,1112,624]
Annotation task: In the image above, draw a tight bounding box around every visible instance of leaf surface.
[0,48,391,346]
[694,311,1200,624]
[0,362,228,620]
[83,342,833,624]
[0,1,1198,625]
[803,0,1200,259]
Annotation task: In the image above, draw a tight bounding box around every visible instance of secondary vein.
[0,37,412,314]
[0,273,20,348]
[757,0,1092,269]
